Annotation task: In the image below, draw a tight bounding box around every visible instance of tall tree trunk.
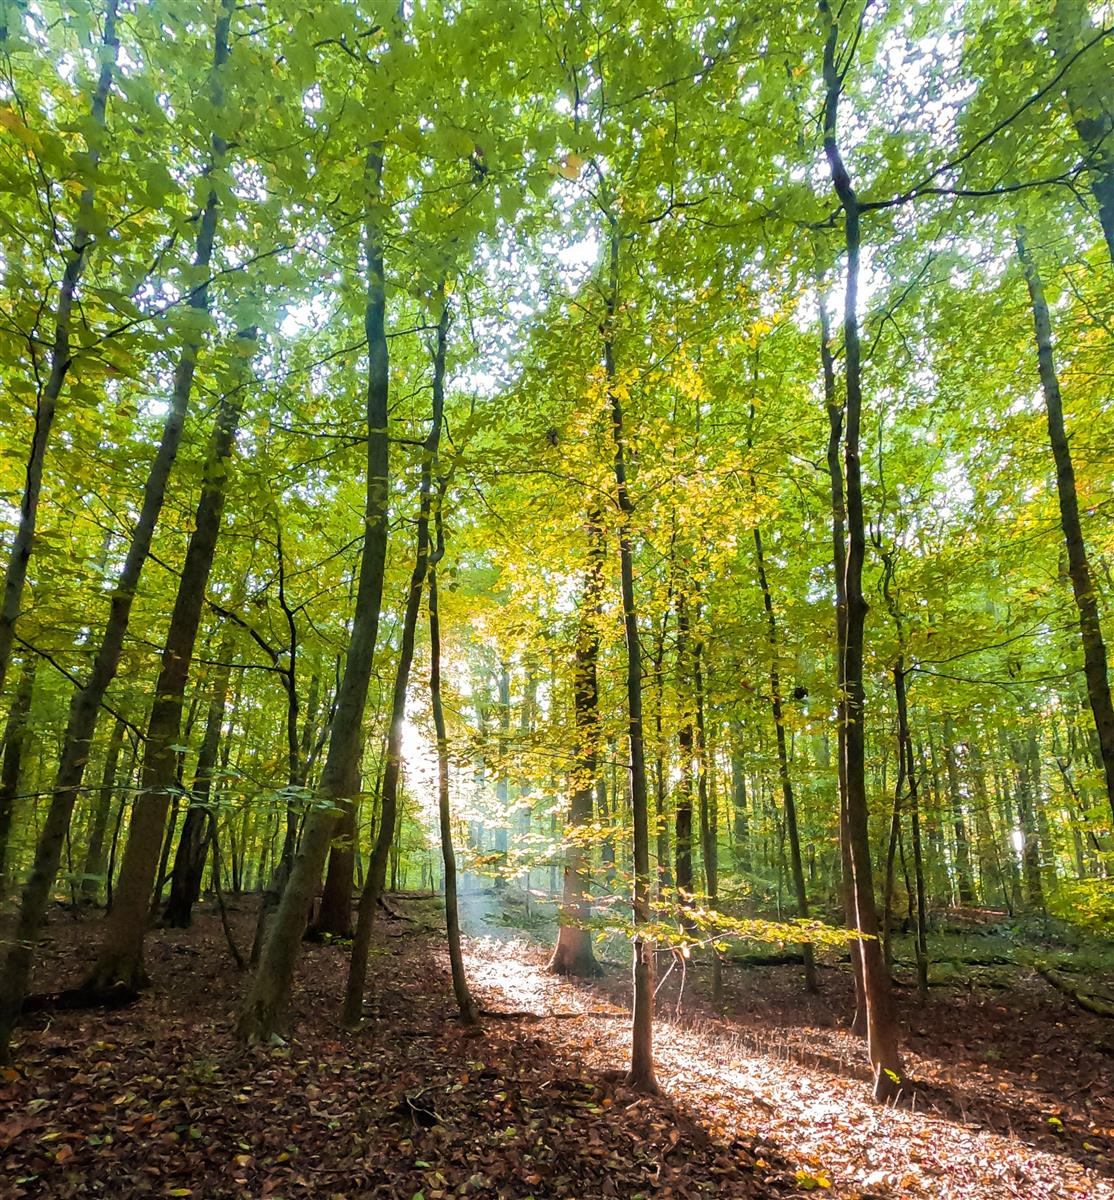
[312,804,356,938]
[341,296,448,1027]
[968,737,1003,905]
[0,0,119,700]
[254,564,319,954]
[1017,230,1114,825]
[549,512,603,977]
[650,601,672,893]
[163,643,235,927]
[429,508,479,1023]
[1012,732,1045,908]
[821,1,905,1102]
[753,522,816,992]
[0,0,236,1060]
[730,727,749,874]
[819,280,866,1036]
[602,218,658,1094]
[942,716,975,905]
[105,746,139,910]
[236,143,391,1044]
[694,630,722,1001]
[674,591,695,914]
[83,306,253,995]
[0,658,36,888]
[79,715,126,904]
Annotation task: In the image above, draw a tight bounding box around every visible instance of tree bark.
[83,299,253,995]
[694,629,722,1001]
[821,0,905,1102]
[753,522,816,992]
[1011,731,1045,908]
[892,663,929,999]
[1017,230,1114,825]
[236,143,391,1043]
[341,295,448,1027]
[549,511,603,977]
[730,724,749,873]
[602,219,658,1094]
[942,716,975,905]
[674,591,695,913]
[163,643,235,927]
[79,714,127,904]
[312,804,356,938]
[0,0,236,1060]
[0,658,36,888]
[0,0,119,700]
[819,280,866,1036]
[429,507,479,1023]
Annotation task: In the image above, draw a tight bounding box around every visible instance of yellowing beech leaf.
[0,106,42,150]
[557,153,584,180]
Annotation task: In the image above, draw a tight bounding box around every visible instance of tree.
[84,322,255,993]
[820,0,906,1103]
[0,0,119,701]
[1016,230,1114,825]
[0,0,240,1061]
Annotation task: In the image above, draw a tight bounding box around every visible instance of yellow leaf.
[556,153,584,180]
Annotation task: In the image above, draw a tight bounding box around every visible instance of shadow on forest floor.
[0,899,788,1200]
[455,886,1113,1198]
[0,895,1109,1200]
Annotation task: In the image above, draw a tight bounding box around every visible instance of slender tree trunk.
[881,729,903,971]
[651,603,672,893]
[342,297,448,1027]
[105,754,137,910]
[0,11,236,1059]
[753,522,816,992]
[150,792,181,914]
[890,662,928,998]
[730,725,749,873]
[549,512,603,977]
[313,804,356,938]
[429,510,479,1023]
[674,591,695,913]
[1012,732,1045,908]
[83,302,252,995]
[79,715,126,904]
[942,716,975,905]
[601,219,658,1094]
[0,0,119,700]
[1017,231,1114,824]
[822,2,905,1101]
[819,280,867,1037]
[253,586,317,955]
[164,644,234,927]
[902,695,930,1001]
[236,144,391,1044]
[0,658,35,888]
[491,663,511,887]
[598,772,616,885]
[694,631,723,1001]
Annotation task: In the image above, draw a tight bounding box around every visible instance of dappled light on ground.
[463,935,1111,1199]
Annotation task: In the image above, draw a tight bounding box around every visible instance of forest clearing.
[2,0,1114,1195]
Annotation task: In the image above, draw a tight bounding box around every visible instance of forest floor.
[0,893,1111,1199]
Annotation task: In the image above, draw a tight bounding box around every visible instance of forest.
[0,0,1113,1196]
